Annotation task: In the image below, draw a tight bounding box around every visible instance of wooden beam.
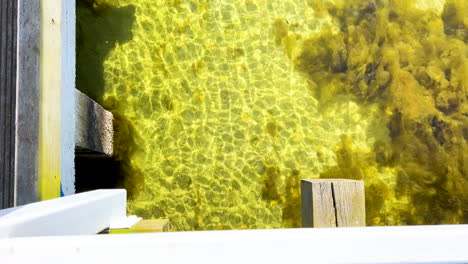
[14,0,76,203]
[301,179,365,228]
[0,0,19,209]
[75,89,113,156]
[15,0,41,206]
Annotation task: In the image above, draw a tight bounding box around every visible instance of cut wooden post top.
[301,179,365,228]
[108,219,170,234]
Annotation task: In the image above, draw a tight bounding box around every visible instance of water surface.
[77,0,467,230]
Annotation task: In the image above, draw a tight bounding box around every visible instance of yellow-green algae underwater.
[77,0,467,230]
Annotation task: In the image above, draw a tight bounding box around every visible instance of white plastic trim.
[0,189,126,238]
[1,224,468,263]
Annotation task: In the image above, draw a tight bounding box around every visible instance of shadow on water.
[76,0,136,102]
[75,1,144,198]
[75,110,145,199]
[74,155,122,192]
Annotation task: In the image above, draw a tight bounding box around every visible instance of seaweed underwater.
[76,0,467,230]
[275,0,467,225]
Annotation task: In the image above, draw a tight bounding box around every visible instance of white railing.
[1,190,467,263]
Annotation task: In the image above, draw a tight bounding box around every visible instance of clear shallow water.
[77,0,467,230]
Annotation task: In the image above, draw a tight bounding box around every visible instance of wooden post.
[301,179,365,228]
[107,219,170,234]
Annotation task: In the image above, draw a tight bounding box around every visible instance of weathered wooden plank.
[75,89,113,156]
[333,180,366,227]
[0,0,18,209]
[2,0,76,206]
[3,0,10,208]
[0,0,7,208]
[15,0,41,206]
[301,180,336,227]
[7,0,18,208]
[301,179,366,228]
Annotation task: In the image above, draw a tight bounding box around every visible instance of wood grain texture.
[333,180,366,227]
[301,180,336,227]
[15,0,41,206]
[75,89,113,156]
[0,0,18,209]
[301,179,365,228]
